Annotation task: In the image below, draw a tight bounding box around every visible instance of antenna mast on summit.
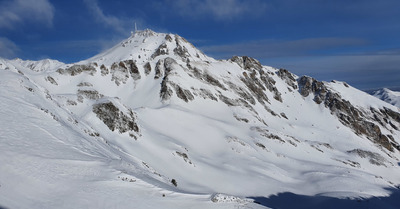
[135,22,137,32]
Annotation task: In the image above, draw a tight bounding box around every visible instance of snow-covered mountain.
[1,29,400,209]
[370,88,400,108]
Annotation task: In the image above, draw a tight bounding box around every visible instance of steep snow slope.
[0,63,264,209]
[1,29,400,208]
[371,88,400,108]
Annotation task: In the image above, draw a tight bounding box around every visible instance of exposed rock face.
[194,88,218,101]
[259,71,282,102]
[77,89,103,101]
[230,56,262,71]
[46,76,58,85]
[158,57,195,103]
[347,149,387,166]
[241,71,269,105]
[186,63,226,90]
[173,37,190,60]
[77,82,93,87]
[165,34,173,42]
[224,81,255,105]
[298,76,326,103]
[125,60,141,80]
[111,62,129,85]
[100,64,109,76]
[110,60,141,85]
[277,69,298,90]
[92,101,139,137]
[171,83,194,102]
[298,76,400,152]
[151,43,169,59]
[57,64,96,76]
[144,62,151,75]
[159,58,176,101]
[154,59,164,79]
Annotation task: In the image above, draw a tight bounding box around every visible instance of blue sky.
[0,0,399,90]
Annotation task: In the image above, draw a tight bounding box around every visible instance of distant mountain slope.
[1,29,400,209]
[369,88,400,108]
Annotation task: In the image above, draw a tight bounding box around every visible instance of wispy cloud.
[83,0,139,35]
[0,0,54,29]
[201,37,368,59]
[264,54,400,90]
[0,37,20,58]
[164,0,267,21]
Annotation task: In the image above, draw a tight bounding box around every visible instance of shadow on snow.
[249,187,400,209]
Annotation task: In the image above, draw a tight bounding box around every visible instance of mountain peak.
[131,29,157,38]
[84,30,210,66]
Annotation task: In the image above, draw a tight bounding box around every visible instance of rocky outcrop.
[77,82,93,87]
[110,60,141,85]
[174,37,190,60]
[144,62,151,75]
[151,43,169,59]
[110,62,129,85]
[158,58,195,103]
[230,56,262,71]
[241,71,269,105]
[57,64,96,76]
[260,70,282,102]
[125,60,141,80]
[193,88,218,101]
[100,64,109,76]
[298,76,400,152]
[277,69,298,90]
[347,149,387,166]
[298,76,326,103]
[186,63,226,90]
[92,101,139,138]
[77,89,103,101]
[171,83,194,102]
[165,34,173,42]
[159,58,176,101]
[154,59,164,79]
[46,76,58,85]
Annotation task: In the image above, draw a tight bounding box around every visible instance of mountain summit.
[1,30,400,209]
[84,29,212,66]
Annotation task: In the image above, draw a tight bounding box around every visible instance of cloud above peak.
[0,0,54,29]
[83,0,146,35]
[0,37,19,58]
[165,0,267,21]
[83,0,127,34]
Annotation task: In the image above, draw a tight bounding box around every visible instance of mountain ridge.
[1,29,400,209]
[369,88,400,108]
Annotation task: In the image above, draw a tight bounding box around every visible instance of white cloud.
[83,0,133,34]
[0,37,19,58]
[0,0,54,29]
[165,0,267,21]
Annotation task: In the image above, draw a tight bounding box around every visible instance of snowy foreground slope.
[1,30,400,209]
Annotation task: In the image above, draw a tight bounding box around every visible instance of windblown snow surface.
[1,30,400,209]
